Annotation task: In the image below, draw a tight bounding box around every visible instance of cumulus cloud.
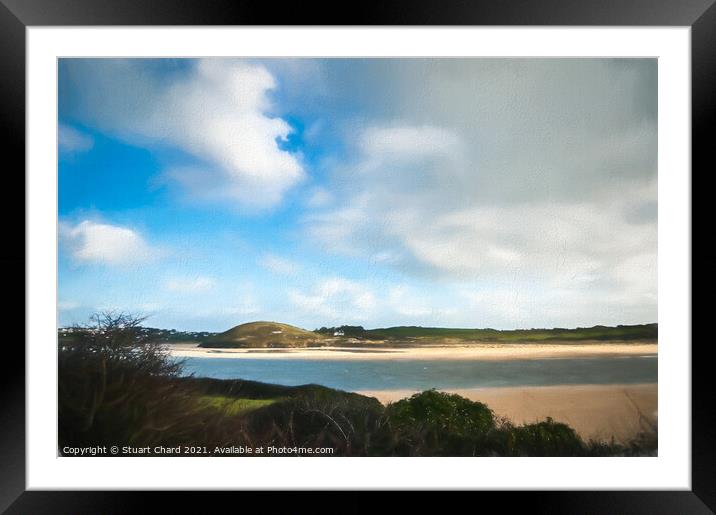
[58,123,93,153]
[60,59,304,209]
[164,275,216,293]
[259,253,300,276]
[60,220,158,266]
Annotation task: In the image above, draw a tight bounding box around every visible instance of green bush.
[384,390,500,456]
[388,390,496,434]
[502,417,585,456]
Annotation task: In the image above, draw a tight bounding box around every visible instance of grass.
[195,395,278,416]
[200,321,327,348]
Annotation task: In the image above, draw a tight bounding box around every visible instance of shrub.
[384,390,499,456]
[503,417,585,456]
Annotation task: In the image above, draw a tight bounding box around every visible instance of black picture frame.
[1,0,711,511]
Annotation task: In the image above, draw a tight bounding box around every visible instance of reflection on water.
[180,356,657,391]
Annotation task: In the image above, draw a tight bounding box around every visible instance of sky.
[58,58,657,332]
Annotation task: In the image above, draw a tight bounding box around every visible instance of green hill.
[199,321,327,348]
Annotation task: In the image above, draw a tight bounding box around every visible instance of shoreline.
[168,341,657,362]
[358,383,658,443]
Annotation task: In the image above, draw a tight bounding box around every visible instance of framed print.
[2,0,712,511]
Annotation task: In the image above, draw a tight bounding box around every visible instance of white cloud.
[164,275,216,293]
[289,277,376,322]
[396,200,655,280]
[358,125,462,164]
[60,220,158,266]
[58,123,93,153]
[308,191,656,324]
[285,279,464,327]
[62,59,304,209]
[259,253,300,276]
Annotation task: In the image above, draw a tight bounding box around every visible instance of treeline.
[59,324,216,343]
[314,325,367,337]
[314,323,657,342]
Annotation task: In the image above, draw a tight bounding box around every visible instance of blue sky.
[58,58,657,331]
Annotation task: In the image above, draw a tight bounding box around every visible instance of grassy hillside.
[199,321,328,348]
[362,323,658,342]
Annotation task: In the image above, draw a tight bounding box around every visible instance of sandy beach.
[169,341,657,362]
[358,383,657,443]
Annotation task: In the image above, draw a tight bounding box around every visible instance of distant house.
[333,330,345,336]
[271,330,282,334]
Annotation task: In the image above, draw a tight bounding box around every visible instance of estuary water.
[180,355,657,391]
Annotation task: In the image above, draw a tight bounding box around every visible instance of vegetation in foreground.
[59,313,657,457]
